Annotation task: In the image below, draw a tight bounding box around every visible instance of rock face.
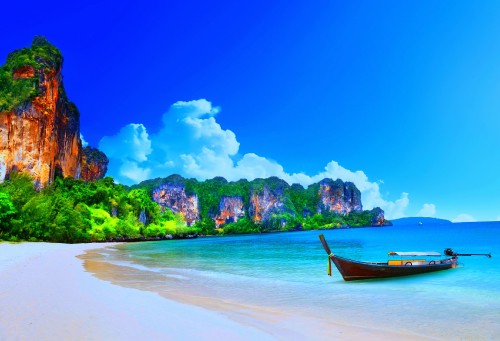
[0,36,107,186]
[214,196,245,227]
[0,37,81,186]
[152,182,200,225]
[369,207,388,226]
[81,146,108,181]
[318,178,362,214]
[140,175,386,229]
[249,179,295,225]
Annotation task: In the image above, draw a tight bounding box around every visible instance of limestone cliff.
[368,207,389,226]
[136,175,387,230]
[214,196,245,227]
[0,36,107,186]
[317,178,362,214]
[81,146,108,181]
[0,36,80,186]
[248,178,295,225]
[152,180,200,225]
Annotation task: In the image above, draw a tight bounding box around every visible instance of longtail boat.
[318,234,491,281]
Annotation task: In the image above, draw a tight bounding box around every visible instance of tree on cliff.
[0,35,63,112]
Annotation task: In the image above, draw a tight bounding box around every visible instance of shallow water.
[87,222,500,340]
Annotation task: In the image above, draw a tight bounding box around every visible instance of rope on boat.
[327,253,333,276]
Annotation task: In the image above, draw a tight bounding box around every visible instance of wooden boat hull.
[331,255,457,281]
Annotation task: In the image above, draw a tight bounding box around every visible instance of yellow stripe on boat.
[388,259,426,266]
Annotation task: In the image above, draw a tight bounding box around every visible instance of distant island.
[390,217,452,226]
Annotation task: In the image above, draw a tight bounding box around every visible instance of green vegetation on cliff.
[0,173,197,243]
[82,146,109,165]
[134,175,252,219]
[213,209,382,234]
[0,36,63,112]
[132,175,388,235]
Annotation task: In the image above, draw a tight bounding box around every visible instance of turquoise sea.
[88,222,500,340]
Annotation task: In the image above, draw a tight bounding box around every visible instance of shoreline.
[0,242,274,340]
[0,242,432,340]
[80,244,432,340]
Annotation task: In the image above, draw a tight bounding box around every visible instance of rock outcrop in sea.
[369,207,387,226]
[0,36,107,185]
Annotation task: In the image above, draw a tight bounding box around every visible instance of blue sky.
[2,1,500,221]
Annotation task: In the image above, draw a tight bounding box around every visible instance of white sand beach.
[0,242,274,341]
[0,242,429,341]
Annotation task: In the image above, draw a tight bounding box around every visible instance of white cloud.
[100,123,152,163]
[179,147,235,180]
[417,203,437,217]
[167,99,220,121]
[99,99,411,219]
[233,153,289,182]
[80,134,89,147]
[99,123,153,184]
[120,160,151,183]
[452,214,476,223]
[379,192,410,220]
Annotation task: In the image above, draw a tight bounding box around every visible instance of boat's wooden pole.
[318,234,333,256]
[318,234,334,276]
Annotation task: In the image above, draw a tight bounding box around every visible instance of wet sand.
[80,246,432,340]
[0,242,431,340]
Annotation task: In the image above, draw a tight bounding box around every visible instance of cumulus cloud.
[80,134,89,147]
[100,123,152,163]
[119,160,151,183]
[417,203,437,217]
[99,99,411,219]
[152,99,236,159]
[452,214,476,223]
[377,192,409,220]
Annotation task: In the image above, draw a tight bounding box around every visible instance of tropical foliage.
[0,173,195,243]
[0,171,385,242]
